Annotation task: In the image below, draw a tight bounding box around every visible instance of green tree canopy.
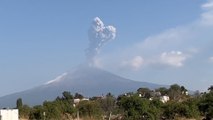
[62,91,73,100]
[118,95,154,120]
[77,100,102,119]
[16,98,23,109]
[155,87,168,96]
[208,85,213,92]
[168,84,182,100]
[74,93,84,99]
[137,87,152,98]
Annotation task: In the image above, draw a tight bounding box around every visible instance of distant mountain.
[0,65,166,107]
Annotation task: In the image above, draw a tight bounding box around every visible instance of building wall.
[0,109,19,120]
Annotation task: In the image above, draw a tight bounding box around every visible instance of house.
[73,98,89,107]
[160,96,170,103]
[0,109,19,120]
[182,91,189,95]
[74,98,81,104]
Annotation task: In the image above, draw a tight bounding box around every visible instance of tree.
[19,105,31,119]
[206,106,213,120]
[43,101,61,119]
[77,100,102,119]
[16,98,31,119]
[181,86,187,93]
[198,90,213,119]
[55,92,76,117]
[16,98,23,109]
[193,90,201,98]
[208,85,213,92]
[61,91,74,113]
[117,95,154,120]
[183,98,200,119]
[29,105,44,120]
[162,102,177,119]
[162,98,200,119]
[168,84,182,100]
[155,87,168,96]
[74,93,84,99]
[137,87,152,98]
[62,91,73,100]
[99,93,116,119]
[149,99,163,119]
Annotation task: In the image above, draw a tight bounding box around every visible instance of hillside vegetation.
[16,84,213,120]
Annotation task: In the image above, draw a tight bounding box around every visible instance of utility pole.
[77,110,79,120]
[109,112,112,120]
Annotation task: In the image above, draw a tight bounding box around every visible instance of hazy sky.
[0,0,212,96]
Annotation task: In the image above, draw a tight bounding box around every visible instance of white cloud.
[139,27,189,50]
[200,0,213,26]
[96,1,213,91]
[160,51,186,67]
[99,1,213,70]
[202,0,213,9]
[122,56,144,70]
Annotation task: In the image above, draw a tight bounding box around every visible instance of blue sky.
[0,0,212,96]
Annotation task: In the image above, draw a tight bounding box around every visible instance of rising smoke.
[86,17,116,65]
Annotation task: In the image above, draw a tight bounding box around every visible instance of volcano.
[0,65,165,107]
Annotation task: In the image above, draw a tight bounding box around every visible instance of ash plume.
[86,17,116,65]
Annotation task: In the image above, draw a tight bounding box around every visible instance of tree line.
[16,84,213,120]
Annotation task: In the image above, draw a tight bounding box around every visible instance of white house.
[0,109,19,120]
[73,98,89,107]
[160,96,170,103]
[74,98,81,104]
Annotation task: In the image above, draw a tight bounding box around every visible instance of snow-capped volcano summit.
[45,72,68,85]
[0,65,165,107]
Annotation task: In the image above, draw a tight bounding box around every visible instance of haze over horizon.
[0,0,213,97]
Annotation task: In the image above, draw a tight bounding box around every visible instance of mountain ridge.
[0,66,166,107]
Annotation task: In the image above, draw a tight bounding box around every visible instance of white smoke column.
[86,17,116,65]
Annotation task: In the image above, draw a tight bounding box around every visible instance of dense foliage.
[16,85,213,120]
